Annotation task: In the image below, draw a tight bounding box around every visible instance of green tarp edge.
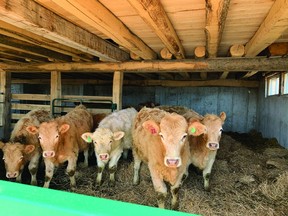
[0,180,198,216]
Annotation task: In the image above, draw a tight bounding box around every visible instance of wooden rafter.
[0,0,129,62]
[0,21,92,62]
[128,0,185,59]
[245,0,288,57]
[1,58,287,72]
[34,0,156,60]
[205,0,231,58]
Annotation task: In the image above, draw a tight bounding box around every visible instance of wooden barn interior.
[0,0,288,215]
[0,0,287,149]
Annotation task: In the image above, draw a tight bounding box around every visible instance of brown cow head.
[200,112,226,150]
[82,128,124,162]
[143,112,205,168]
[27,122,70,158]
[0,141,35,179]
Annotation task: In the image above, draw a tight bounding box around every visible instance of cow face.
[0,142,34,179]
[143,113,189,168]
[82,128,124,162]
[201,112,226,150]
[27,122,70,158]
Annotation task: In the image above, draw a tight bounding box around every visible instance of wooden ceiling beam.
[0,22,92,62]
[128,0,185,59]
[244,0,288,57]
[1,57,287,72]
[268,43,288,56]
[0,0,129,62]
[0,35,71,62]
[205,0,231,58]
[34,0,156,60]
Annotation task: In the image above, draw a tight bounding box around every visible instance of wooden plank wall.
[118,85,257,133]
[257,80,288,148]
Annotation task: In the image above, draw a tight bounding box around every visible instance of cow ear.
[188,121,207,136]
[142,120,160,135]
[81,132,93,143]
[0,141,4,149]
[219,112,226,123]
[113,131,125,141]
[24,144,35,154]
[26,126,39,134]
[59,124,70,133]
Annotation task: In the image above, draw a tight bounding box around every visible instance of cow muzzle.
[43,151,55,158]
[164,157,182,168]
[99,153,109,161]
[207,143,219,150]
[6,171,19,178]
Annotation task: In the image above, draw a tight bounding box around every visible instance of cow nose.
[6,171,19,178]
[208,143,219,150]
[99,153,109,161]
[43,151,55,158]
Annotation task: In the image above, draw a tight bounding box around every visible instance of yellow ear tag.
[191,127,196,134]
[87,137,92,142]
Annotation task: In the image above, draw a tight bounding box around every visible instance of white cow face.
[82,128,124,162]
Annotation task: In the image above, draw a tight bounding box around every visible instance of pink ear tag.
[151,128,157,134]
[190,127,196,134]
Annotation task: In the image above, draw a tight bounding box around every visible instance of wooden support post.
[0,70,11,140]
[50,71,62,116]
[112,71,123,111]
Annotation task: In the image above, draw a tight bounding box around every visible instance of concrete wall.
[257,80,288,148]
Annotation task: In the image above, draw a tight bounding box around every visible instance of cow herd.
[0,104,226,210]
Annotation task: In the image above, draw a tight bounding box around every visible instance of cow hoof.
[171,202,179,210]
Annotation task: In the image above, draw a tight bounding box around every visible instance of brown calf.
[132,107,205,209]
[27,105,93,188]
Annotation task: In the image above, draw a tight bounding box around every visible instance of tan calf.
[0,109,51,185]
[132,107,205,209]
[188,112,226,191]
[27,105,93,188]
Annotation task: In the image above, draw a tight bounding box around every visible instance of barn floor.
[1,132,288,216]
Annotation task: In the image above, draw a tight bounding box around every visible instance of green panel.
[0,181,198,216]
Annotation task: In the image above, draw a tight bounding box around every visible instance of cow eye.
[159,133,164,140]
[220,128,223,133]
[181,134,187,142]
[38,136,41,140]
[56,135,59,138]
[2,157,5,161]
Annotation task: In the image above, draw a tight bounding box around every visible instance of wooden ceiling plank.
[244,0,288,57]
[0,0,129,62]
[35,0,156,60]
[1,57,287,72]
[128,0,185,59]
[0,23,92,62]
[205,0,231,58]
[0,35,71,62]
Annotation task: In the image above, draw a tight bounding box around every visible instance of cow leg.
[96,159,105,187]
[170,177,183,210]
[148,164,167,209]
[203,153,216,191]
[28,151,41,185]
[43,160,54,188]
[67,156,77,189]
[132,151,142,185]
[16,172,22,183]
[108,153,122,187]
[83,149,89,168]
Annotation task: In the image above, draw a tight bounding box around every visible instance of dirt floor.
[1,131,288,216]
